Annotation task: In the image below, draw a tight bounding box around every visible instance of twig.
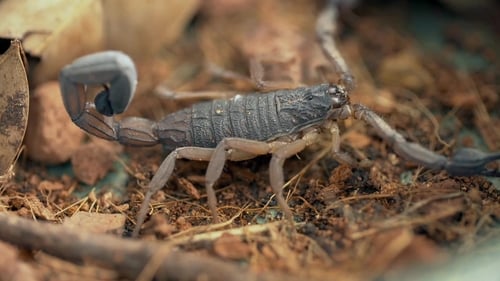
[350,203,464,240]
[0,213,304,281]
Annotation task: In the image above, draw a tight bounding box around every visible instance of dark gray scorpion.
[59,51,500,236]
[59,4,500,236]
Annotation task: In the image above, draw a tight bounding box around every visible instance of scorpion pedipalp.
[59,51,160,145]
[446,148,500,177]
[353,104,500,177]
[60,51,137,119]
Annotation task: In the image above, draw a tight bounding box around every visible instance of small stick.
[0,213,303,281]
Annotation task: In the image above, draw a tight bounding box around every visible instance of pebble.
[25,81,84,164]
[70,141,116,185]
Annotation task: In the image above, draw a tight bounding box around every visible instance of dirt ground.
[0,1,499,280]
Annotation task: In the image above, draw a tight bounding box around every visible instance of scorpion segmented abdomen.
[226,93,283,141]
[189,93,297,148]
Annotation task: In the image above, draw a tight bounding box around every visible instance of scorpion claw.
[353,104,500,177]
[60,51,137,119]
[60,51,160,145]
[94,90,115,117]
[446,148,500,177]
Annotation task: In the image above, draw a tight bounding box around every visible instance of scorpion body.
[60,50,500,238]
[59,3,500,237]
[157,84,348,151]
[61,53,347,153]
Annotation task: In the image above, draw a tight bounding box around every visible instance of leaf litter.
[0,1,499,280]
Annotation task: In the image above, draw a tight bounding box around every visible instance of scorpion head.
[326,84,352,120]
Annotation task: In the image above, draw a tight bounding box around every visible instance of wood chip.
[63,212,126,234]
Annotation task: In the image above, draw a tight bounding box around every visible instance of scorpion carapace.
[59,3,500,237]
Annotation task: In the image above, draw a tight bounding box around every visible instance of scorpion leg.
[316,0,355,90]
[206,132,320,223]
[326,120,358,166]
[133,147,214,238]
[269,139,309,221]
[205,138,277,222]
[249,57,303,90]
[156,57,301,102]
[353,104,500,177]
[135,138,274,236]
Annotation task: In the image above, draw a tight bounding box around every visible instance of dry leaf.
[0,39,29,180]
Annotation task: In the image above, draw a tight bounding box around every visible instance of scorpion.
[59,4,500,237]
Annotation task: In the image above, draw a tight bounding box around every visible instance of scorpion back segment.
[60,51,500,238]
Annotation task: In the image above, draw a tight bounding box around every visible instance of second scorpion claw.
[446,148,500,177]
[353,104,500,178]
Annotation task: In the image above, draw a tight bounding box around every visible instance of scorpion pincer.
[59,51,500,236]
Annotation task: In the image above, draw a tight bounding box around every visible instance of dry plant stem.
[349,203,465,240]
[0,213,302,281]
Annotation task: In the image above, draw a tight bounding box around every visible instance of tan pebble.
[351,85,396,114]
[17,207,30,217]
[27,174,41,186]
[71,142,115,185]
[25,81,84,164]
[63,212,126,234]
[446,92,479,109]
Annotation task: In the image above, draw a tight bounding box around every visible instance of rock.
[25,81,84,164]
[70,141,117,185]
[63,211,126,234]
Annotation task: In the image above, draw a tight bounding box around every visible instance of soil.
[0,1,499,280]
